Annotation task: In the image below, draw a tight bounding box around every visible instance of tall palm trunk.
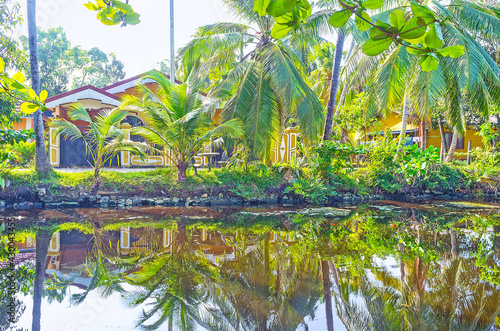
[322,30,345,141]
[394,93,409,161]
[445,128,458,162]
[169,0,175,84]
[27,0,51,174]
[334,38,356,118]
[437,114,448,161]
[321,260,334,331]
[32,231,52,331]
[420,120,426,149]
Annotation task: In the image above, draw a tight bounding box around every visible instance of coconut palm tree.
[121,71,243,183]
[341,0,500,160]
[49,105,146,191]
[32,230,53,331]
[27,0,51,174]
[177,0,324,160]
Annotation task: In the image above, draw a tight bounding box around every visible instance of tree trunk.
[321,260,334,331]
[169,0,175,84]
[91,167,101,193]
[420,120,426,149]
[333,38,356,118]
[27,0,51,175]
[394,94,409,162]
[445,128,458,162]
[437,114,448,161]
[322,30,345,141]
[176,161,188,183]
[450,229,458,260]
[32,231,52,331]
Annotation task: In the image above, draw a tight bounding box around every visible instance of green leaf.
[355,11,372,32]
[328,10,352,28]
[21,102,39,114]
[12,72,25,83]
[424,23,443,49]
[400,17,427,39]
[298,3,312,19]
[254,0,272,16]
[370,25,390,40]
[436,45,464,58]
[389,9,405,30]
[267,0,286,17]
[40,90,48,103]
[410,1,435,18]
[84,2,100,11]
[28,89,38,101]
[111,0,133,13]
[124,13,141,25]
[407,46,428,55]
[0,58,4,73]
[362,38,393,56]
[283,0,297,11]
[418,54,439,71]
[362,0,384,9]
[271,22,293,39]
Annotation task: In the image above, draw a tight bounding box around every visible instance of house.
[361,112,485,159]
[45,71,298,168]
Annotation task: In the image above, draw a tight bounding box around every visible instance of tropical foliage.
[178,0,324,160]
[49,104,146,191]
[121,71,243,182]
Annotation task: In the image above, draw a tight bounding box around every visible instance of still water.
[1,202,500,331]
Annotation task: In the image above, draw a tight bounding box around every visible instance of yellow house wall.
[426,128,484,159]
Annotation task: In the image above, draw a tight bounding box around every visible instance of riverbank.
[1,166,499,210]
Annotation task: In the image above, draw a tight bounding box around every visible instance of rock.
[161,190,166,195]
[0,200,6,210]
[37,188,46,199]
[33,203,43,209]
[13,203,18,209]
[218,193,224,199]
[133,198,143,205]
[125,199,133,206]
[17,202,33,210]
[193,196,200,203]
[201,194,208,198]
[99,196,109,206]
[89,195,97,204]
[109,200,117,207]
[172,197,180,204]
[432,190,444,195]
[62,201,79,208]
[144,198,155,206]
[443,194,452,200]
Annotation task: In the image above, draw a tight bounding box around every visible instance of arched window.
[122,115,145,142]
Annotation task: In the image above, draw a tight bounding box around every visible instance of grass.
[4,165,286,198]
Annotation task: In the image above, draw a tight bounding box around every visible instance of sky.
[14,0,238,77]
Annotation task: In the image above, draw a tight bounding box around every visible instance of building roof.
[102,70,183,94]
[45,85,120,108]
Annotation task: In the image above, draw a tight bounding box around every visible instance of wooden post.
[467,140,472,165]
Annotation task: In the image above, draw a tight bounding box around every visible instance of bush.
[8,141,35,166]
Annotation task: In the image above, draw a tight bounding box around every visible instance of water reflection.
[1,203,500,330]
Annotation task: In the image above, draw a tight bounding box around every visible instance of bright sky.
[14,0,237,78]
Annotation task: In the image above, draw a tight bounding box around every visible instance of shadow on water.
[1,202,500,330]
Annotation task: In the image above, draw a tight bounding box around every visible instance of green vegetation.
[122,71,243,183]
[49,104,147,192]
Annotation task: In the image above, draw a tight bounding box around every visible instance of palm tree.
[49,104,145,191]
[32,230,53,331]
[178,0,324,160]
[121,71,243,182]
[27,0,51,174]
[341,0,500,160]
